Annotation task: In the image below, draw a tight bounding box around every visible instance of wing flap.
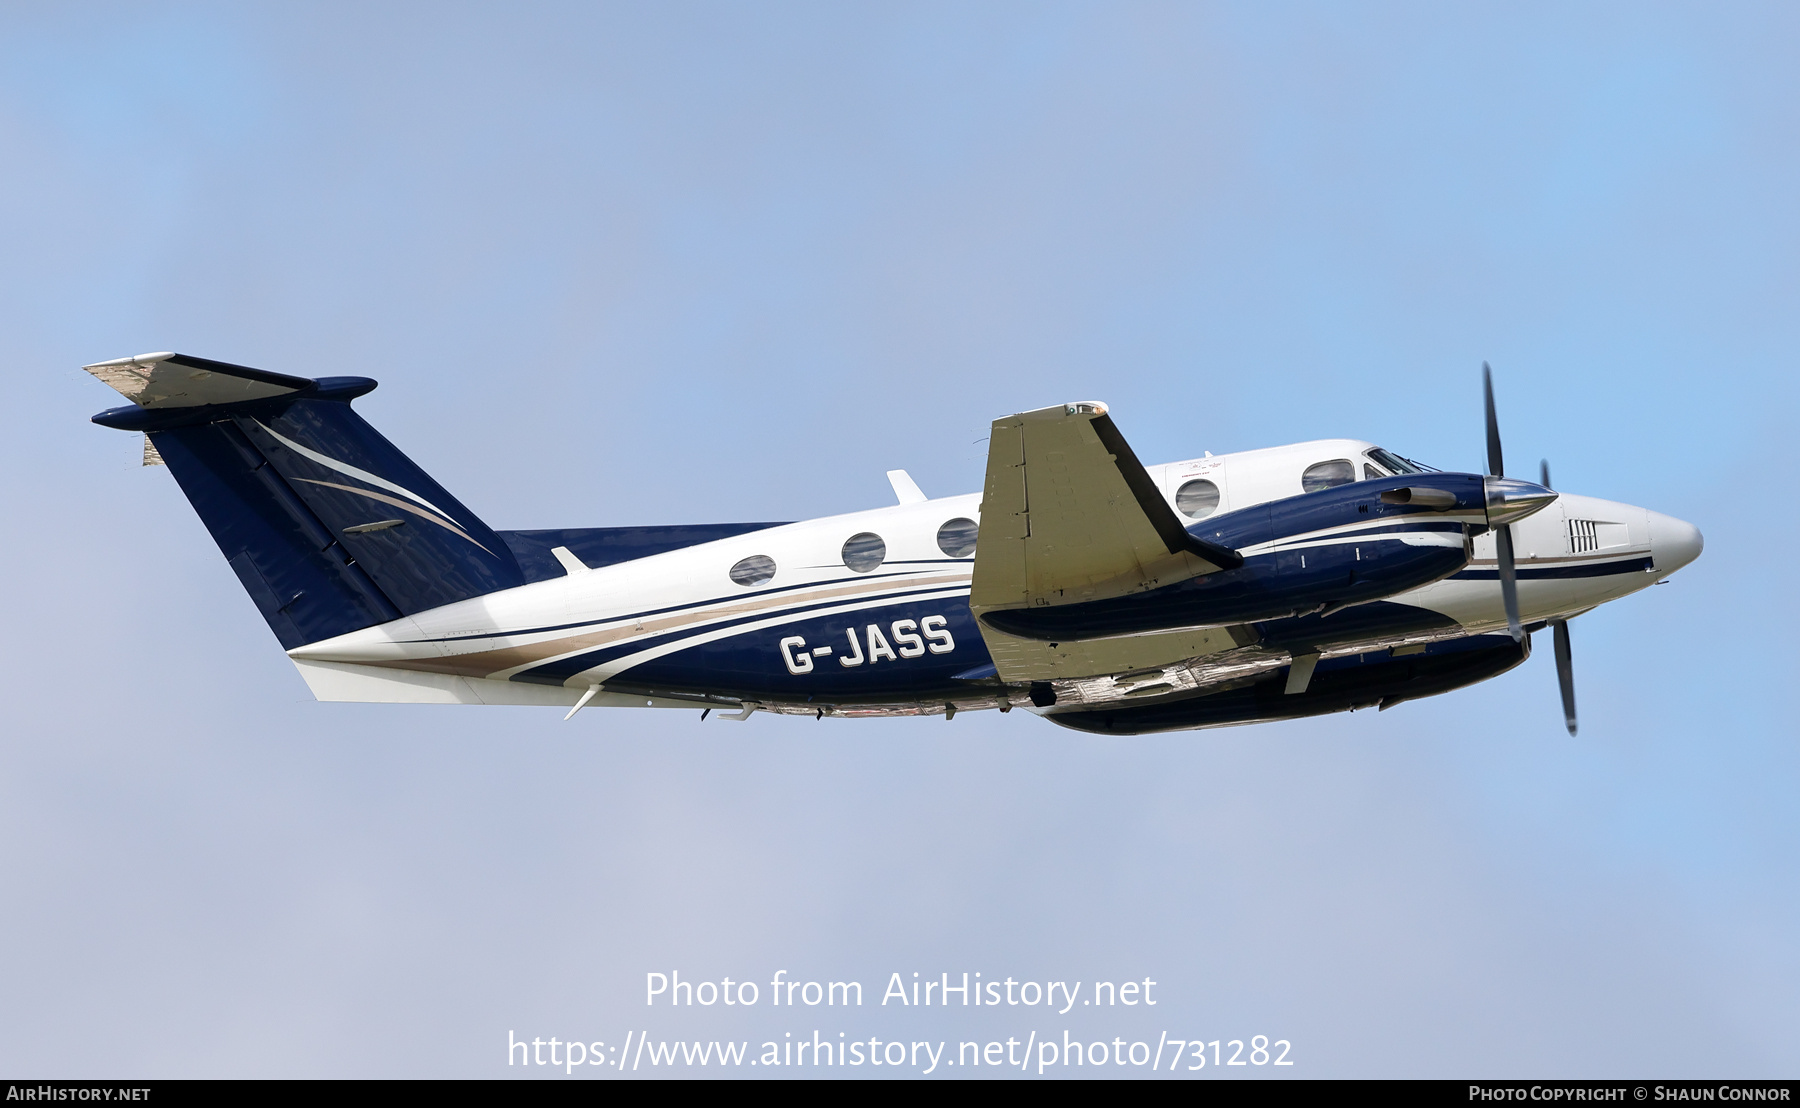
[979,621,1251,682]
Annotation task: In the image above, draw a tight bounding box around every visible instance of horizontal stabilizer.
[86,352,311,409]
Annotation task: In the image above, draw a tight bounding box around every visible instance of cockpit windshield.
[1367,447,1439,475]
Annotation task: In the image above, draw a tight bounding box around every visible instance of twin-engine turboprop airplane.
[84,353,1700,735]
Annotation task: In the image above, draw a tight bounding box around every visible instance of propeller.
[1480,365,1571,732]
[1538,457,1578,736]
[1551,618,1577,736]
[1482,363,1523,641]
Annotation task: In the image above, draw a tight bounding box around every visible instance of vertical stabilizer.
[88,353,524,648]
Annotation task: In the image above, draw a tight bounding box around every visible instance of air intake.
[1568,518,1599,553]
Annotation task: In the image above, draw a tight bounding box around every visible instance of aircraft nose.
[1649,511,1703,576]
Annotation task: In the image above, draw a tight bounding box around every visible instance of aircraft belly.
[292,659,667,708]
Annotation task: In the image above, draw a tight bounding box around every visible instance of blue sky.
[1,2,1795,1077]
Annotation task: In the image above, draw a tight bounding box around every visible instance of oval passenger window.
[1301,459,1355,493]
[1175,479,1220,519]
[841,532,886,573]
[728,554,776,587]
[936,517,978,558]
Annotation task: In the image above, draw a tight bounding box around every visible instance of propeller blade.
[1483,361,1505,477]
[1495,523,1522,641]
[1552,618,1577,736]
[1540,458,1551,490]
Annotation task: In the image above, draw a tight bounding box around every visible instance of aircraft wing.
[969,401,1244,681]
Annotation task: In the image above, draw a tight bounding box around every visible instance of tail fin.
[87,352,524,649]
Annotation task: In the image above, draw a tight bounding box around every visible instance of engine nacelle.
[979,473,1487,641]
[1045,633,1529,735]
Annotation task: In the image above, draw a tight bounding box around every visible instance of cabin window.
[729,554,776,587]
[936,517,978,558]
[1175,478,1221,518]
[1364,462,1384,480]
[1301,459,1355,493]
[842,532,887,573]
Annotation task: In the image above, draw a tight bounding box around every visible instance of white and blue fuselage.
[82,353,1700,735]
[286,438,1699,727]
